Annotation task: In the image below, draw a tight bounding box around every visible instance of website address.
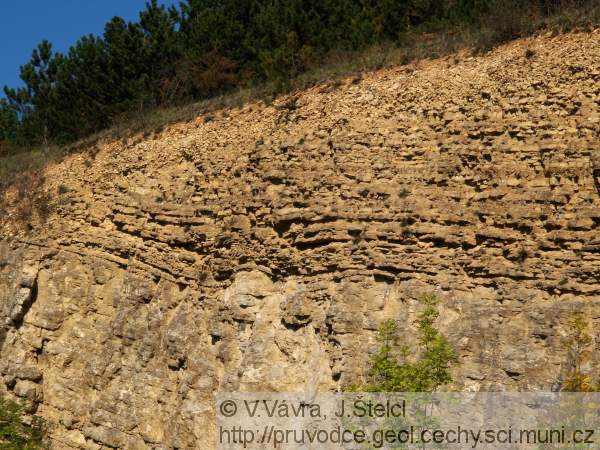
[219,425,596,448]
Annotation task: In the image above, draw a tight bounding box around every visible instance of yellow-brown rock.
[1,31,599,448]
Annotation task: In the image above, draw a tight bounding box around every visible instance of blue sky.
[1,0,179,92]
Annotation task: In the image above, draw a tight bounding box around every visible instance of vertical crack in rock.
[0,327,7,361]
[7,267,39,329]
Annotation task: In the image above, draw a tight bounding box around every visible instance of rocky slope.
[1,30,600,449]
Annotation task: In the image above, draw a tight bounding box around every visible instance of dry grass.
[0,146,60,231]
[0,169,52,232]
[0,146,65,189]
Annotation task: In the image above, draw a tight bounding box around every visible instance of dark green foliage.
[52,34,111,141]
[0,99,18,147]
[137,1,181,105]
[3,40,63,146]
[363,293,457,392]
[0,396,46,449]
[0,0,597,150]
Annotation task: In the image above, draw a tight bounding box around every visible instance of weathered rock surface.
[1,31,600,448]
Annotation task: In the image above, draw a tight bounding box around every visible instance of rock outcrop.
[1,31,599,448]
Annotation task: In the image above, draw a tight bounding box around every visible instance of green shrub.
[363,293,458,392]
[0,396,46,449]
[562,312,599,392]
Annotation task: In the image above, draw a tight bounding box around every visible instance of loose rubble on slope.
[0,31,599,449]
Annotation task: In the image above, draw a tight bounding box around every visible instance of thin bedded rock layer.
[1,31,600,449]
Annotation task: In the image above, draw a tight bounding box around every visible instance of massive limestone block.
[0,32,599,448]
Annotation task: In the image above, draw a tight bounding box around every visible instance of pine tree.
[138,0,181,106]
[0,99,18,147]
[103,17,147,112]
[3,40,63,147]
[52,34,111,140]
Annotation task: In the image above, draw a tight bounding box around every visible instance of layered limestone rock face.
[0,32,599,448]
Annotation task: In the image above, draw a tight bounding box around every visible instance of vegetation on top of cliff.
[0,0,598,163]
[361,293,458,392]
[0,396,46,449]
